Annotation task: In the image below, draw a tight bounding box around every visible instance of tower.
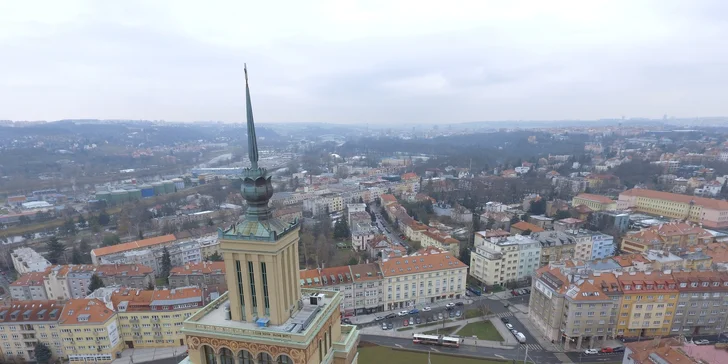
[181,65,359,364]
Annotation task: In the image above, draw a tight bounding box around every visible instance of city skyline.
[2,0,728,124]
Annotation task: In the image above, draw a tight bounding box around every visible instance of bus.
[467,286,482,296]
[412,334,461,348]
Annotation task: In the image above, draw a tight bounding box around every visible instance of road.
[373,210,409,250]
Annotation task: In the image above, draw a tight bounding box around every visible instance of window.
[257,353,273,364]
[248,262,257,310]
[277,355,293,364]
[261,262,270,315]
[219,348,234,364]
[235,261,246,320]
[203,345,217,364]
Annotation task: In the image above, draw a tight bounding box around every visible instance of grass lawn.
[456,321,503,341]
[464,309,483,319]
[416,320,451,328]
[155,277,167,287]
[422,326,458,336]
[396,327,413,332]
[358,345,506,364]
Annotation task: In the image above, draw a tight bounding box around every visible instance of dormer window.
[680,283,687,288]
[691,283,698,288]
[702,282,709,287]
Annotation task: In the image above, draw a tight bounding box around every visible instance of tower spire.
[244,63,259,170]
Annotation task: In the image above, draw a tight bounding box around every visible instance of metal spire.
[244,63,259,170]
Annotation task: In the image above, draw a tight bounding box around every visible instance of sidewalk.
[509,304,563,352]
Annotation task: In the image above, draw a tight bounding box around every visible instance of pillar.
[576,336,583,350]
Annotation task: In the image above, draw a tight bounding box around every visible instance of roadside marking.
[431,348,440,352]
[395,344,403,348]
[494,354,506,359]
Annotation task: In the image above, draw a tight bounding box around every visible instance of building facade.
[168,261,227,298]
[618,188,728,229]
[9,272,48,301]
[469,234,540,287]
[571,193,617,212]
[11,247,51,274]
[58,299,123,363]
[0,301,65,363]
[670,271,728,336]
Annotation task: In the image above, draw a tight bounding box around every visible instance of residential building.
[620,222,714,254]
[670,271,728,336]
[100,235,219,276]
[9,272,48,300]
[528,215,554,230]
[381,252,467,310]
[366,235,405,260]
[272,205,303,225]
[572,193,617,212]
[168,261,226,298]
[530,232,576,266]
[181,71,359,364]
[11,247,51,274]
[349,263,384,316]
[553,218,585,232]
[622,338,728,364]
[510,221,545,235]
[303,193,344,216]
[41,264,154,301]
[419,230,460,255]
[91,234,177,265]
[469,234,540,287]
[300,266,355,316]
[615,271,679,338]
[590,211,630,234]
[110,287,203,348]
[58,299,123,363]
[0,301,65,363]
[618,188,728,229]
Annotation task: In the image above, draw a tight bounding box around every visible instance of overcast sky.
[1,1,727,125]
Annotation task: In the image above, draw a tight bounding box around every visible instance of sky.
[1,0,727,125]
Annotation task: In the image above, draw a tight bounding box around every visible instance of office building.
[11,247,51,274]
[618,188,728,229]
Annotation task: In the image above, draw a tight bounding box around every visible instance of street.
[374,210,409,250]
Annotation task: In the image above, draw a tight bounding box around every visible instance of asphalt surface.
[360,304,467,331]
[374,211,410,250]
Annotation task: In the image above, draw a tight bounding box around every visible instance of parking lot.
[353,302,467,331]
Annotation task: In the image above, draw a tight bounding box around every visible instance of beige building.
[181,67,359,364]
[11,247,50,274]
[571,193,617,212]
[618,188,728,229]
[58,298,123,363]
[419,230,460,255]
[41,264,154,301]
[0,301,65,363]
[9,272,48,301]
[380,252,467,310]
[469,234,541,287]
[169,261,226,298]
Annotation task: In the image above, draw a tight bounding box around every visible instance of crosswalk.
[520,343,543,351]
[494,312,514,318]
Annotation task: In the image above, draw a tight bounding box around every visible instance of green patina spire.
[220,64,298,241]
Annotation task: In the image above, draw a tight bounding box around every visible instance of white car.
[505,323,514,330]
[422,306,432,312]
[695,339,710,345]
[584,349,599,355]
[398,310,409,317]
[446,303,455,308]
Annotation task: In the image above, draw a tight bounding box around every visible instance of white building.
[470,234,542,287]
[11,247,51,274]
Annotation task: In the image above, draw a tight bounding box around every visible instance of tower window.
[261,262,270,315]
[236,261,246,320]
[248,262,257,310]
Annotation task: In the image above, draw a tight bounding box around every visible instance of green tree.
[161,247,172,284]
[138,229,144,240]
[510,215,520,225]
[554,210,572,220]
[97,210,110,226]
[206,252,223,261]
[71,247,84,265]
[147,281,155,290]
[88,274,105,293]
[79,237,92,264]
[459,247,471,265]
[334,218,351,239]
[207,218,215,226]
[528,198,546,215]
[347,257,358,265]
[35,342,53,364]
[102,234,121,247]
[63,218,77,236]
[46,236,66,264]
[77,214,86,227]
[521,229,532,236]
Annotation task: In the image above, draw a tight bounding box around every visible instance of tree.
[206,252,223,261]
[46,237,66,264]
[161,247,172,283]
[77,214,86,227]
[138,229,144,240]
[71,247,84,265]
[79,237,92,264]
[459,247,471,266]
[18,215,31,225]
[182,220,200,230]
[88,274,105,293]
[147,281,155,290]
[510,215,520,225]
[347,257,358,265]
[35,342,53,364]
[207,218,215,226]
[97,210,110,226]
[554,210,572,220]
[528,198,546,215]
[521,229,532,236]
[102,234,121,247]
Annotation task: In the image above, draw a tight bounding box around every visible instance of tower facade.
[181,66,359,364]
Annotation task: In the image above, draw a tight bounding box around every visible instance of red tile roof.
[380,252,466,277]
[574,193,615,204]
[91,234,177,257]
[59,299,115,324]
[511,221,545,233]
[621,188,728,210]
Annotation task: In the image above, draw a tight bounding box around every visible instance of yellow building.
[181,66,359,364]
[0,301,65,363]
[419,230,460,255]
[615,272,679,338]
[110,287,203,348]
[58,299,123,363]
[618,189,728,229]
[572,193,617,212]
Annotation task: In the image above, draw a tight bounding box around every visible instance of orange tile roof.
[170,261,225,276]
[110,287,203,311]
[380,252,466,277]
[624,339,684,364]
[422,230,459,245]
[0,301,64,322]
[401,172,418,181]
[349,263,383,282]
[44,264,153,277]
[59,298,115,325]
[10,272,46,286]
[573,204,593,213]
[575,193,615,204]
[91,234,177,257]
[380,194,397,204]
[511,221,545,233]
[621,188,728,210]
[475,229,511,238]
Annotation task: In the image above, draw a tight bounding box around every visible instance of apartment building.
[349,263,384,315]
[615,271,679,338]
[469,234,541,287]
[419,230,460,255]
[561,229,616,261]
[168,261,226,296]
[620,221,714,254]
[99,235,218,276]
[110,287,203,348]
[300,266,356,316]
[9,272,48,300]
[11,247,51,274]
[0,301,65,363]
[303,193,343,216]
[91,234,177,265]
[571,193,617,212]
[366,235,406,260]
[381,252,467,310]
[510,221,545,235]
[528,267,568,343]
[670,271,728,336]
[58,299,123,363]
[618,188,728,229]
[530,231,576,267]
[42,264,154,301]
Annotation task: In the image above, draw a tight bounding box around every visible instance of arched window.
[219,348,234,364]
[276,354,293,364]
[237,350,254,364]
[257,352,273,364]
[203,345,217,364]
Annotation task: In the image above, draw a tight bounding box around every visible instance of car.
[438,313,443,320]
[695,339,710,345]
[465,292,472,297]
[505,323,514,330]
[387,323,393,330]
[398,310,409,317]
[381,323,388,330]
[403,320,409,326]
[455,302,464,306]
[518,289,527,295]
[374,316,384,321]
[423,306,432,312]
[455,310,461,318]
[385,313,397,319]
[426,317,432,323]
[500,317,509,323]
[415,317,421,324]
[600,347,613,353]
[448,311,455,318]
[510,329,518,335]
[341,318,352,324]
[409,308,419,314]
[524,288,531,294]
[584,349,599,355]
[613,347,625,353]
[511,290,519,296]
[409,317,414,325]
[446,302,456,308]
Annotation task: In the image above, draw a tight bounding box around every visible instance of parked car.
[505,323,514,330]
[438,313,443,320]
[385,313,397,319]
[409,317,414,325]
[455,310,461,318]
[448,311,455,318]
[422,306,432,312]
[584,349,599,355]
[518,289,527,295]
[524,288,531,294]
[409,308,419,314]
[341,318,352,324]
[613,347,625,353]
[511,290,519,296]
[426,317,432,323]
[403,320,409,326]
[600,347,613,353]
[398,310,409,317]
[415,317,421,324]
[374,316,384,321]
[381,323,388,330]
[387,323,393,330]
[510,329,518,335]
[695,339,710,345]
[500,317,509,323]
[446,302,456,308]
[455,302,464,306]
